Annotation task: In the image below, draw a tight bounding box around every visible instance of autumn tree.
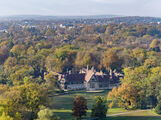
[73,96,88,120]
[0,112,14,120]
[4,57,18,74]
[107,84,140,109]
[103,48,121,71]
[129,49,147,67]
[3,84,50,120]
[149,39,160,52]
[10,44,26,57]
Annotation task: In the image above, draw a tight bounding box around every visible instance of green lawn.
[53,90,161,120]
[53,90,109,120]
[108,108,129,115]
[108,110,161,120]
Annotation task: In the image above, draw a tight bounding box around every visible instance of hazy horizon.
[0,0,161,17]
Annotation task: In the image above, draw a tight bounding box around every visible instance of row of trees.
[1,41,160,85]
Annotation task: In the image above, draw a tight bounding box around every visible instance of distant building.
[57,67,123,91]
[0,29,8,33]
[59,24,74,29]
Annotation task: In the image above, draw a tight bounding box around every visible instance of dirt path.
[107,109,151,116]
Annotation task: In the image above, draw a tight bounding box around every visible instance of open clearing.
[53,90,161,120]
[53,90,109,119]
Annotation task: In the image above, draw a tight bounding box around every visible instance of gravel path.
[107,109,151,116]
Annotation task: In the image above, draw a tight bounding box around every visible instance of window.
[99,84,103,88]
[90,83,95,88]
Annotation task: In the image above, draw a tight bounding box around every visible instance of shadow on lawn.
[107,116,161,120]
[53,112,161,120]
[54,111,91,120]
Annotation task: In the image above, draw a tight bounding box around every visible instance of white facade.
[67,84,86,90]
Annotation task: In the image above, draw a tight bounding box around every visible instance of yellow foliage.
[107,84,139,109]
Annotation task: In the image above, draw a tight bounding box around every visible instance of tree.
[103,48,121,71]
[44,73,57,87]
[27,46,36,57]
[75,52,98,68]
[155,103,161,115]
[37,106,60,120]
[0,112,14,120]
[107,84,140,109]
[46,46,77,72]
[149,39,160,52]
[44,73,58,95]
[10,44,26,57]
[91,96,108,119]
[45,28,53,36]
[10,65,34,85]
[108,66,161,110]
[28,54,46,79]
[4,57,17,73]
[72,96,88,120]
[22,84,49,119]
[4,84,50,120]
[0,45,9,64]
[129,49,146,67]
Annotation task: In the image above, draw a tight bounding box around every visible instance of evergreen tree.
[91,96,108,119]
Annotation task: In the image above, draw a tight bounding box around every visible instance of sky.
[0,0,161,17]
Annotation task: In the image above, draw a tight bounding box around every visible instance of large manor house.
[56,67,123,91]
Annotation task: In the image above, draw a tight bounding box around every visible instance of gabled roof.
[57,67,122,84]
[65,73,85,84]
[95,75,110,82]
[85,69,95,82]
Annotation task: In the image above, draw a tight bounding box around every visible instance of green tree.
[36,106,60,120]
[10,44,26,57]
[155,103,161,115]
[46,46,77,72]
[91,96,108,119]
[4,84,49,120]
[10,65,34,85]
[0,112,14,120]
[75,52,96,68]
[4,57,17,74]
[44,73,57,89]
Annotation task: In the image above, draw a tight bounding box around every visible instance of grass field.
[53,90,161,120]
[108,110,161,120]
[53,90,109,120]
